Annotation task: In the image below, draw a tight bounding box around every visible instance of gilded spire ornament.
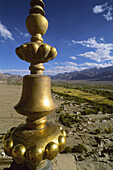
[3,0,66,169]
[16,0,57,75]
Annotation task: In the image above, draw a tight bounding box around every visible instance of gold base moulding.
[4,75,66,168]
[4,123,66,167]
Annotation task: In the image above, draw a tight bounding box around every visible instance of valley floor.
[0,83,113,170]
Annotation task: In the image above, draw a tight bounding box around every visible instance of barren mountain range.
[0,73,22,84]
[0,66,113,82]
[51,66,113,81]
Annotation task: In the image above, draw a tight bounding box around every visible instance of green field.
[52,85,113,107]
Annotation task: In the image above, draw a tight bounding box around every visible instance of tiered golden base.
[4,75,66,169]
[4,123,66,167]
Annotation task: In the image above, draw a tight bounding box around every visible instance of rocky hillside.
[0,73,22,85]
[51,66,113,81]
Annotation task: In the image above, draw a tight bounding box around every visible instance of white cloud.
[45,62,91,75]
[73,37,113,62]
[79,51,100,62]
[0,64,79,76]
[45,65,90,75]
[66,62,77,66]
[72,40,76,44]
[44,37,113,75]
[0,69,29,75]
[79,62,113,68]
[44,62,80,75]
[55,62,58,64]
[2,61,112,76]
[93,2,113,21]
[15,27,29,38]
[54,65,78,72]
[70,56,77,60]
[0,22,14,40]
[24,33,29,37]
[93,4,106,14]
[103,8,113,21]
[100,38,104,42]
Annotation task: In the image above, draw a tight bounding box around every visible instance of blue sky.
[0,0,113,75]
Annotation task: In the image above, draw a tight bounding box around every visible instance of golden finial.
[15,0,57,74]
[4,0,66,169]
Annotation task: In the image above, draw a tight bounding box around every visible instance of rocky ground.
[51,92,113,169]
[0,84,113,169]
